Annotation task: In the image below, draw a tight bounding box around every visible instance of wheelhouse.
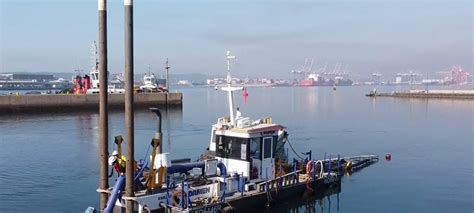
[211,121,287,182]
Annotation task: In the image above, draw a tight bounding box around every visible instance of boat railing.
[342,155,378,162]
[256,169,302,192]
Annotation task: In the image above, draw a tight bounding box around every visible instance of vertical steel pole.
[165,58,170,92]
[165,58,170,108]
[124,0,135,212]
[98,0,109,211]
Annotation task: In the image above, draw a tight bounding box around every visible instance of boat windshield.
[216,135,248,161]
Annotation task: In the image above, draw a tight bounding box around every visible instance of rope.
[134,144,152,181]
[286,138,305,160]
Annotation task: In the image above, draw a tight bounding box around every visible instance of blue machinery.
[104,158,228,213]
[104,176,125,213]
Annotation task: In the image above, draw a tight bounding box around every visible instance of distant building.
[395,71,422,84]
[0,73,56,82]
[0,73,71,90]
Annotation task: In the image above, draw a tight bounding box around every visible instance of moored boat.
[90,51,378,213]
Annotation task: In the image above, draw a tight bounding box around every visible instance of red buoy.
[243,87,249,97]
[385,154,392,161]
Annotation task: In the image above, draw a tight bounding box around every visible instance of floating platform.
[0,92,182,114]
[367,90,474,100]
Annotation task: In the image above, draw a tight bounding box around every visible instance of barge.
[87,51,378,213]
[366,89,474,99]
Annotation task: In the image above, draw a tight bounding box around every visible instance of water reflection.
[283,185,342,213]
[76,113,97,146]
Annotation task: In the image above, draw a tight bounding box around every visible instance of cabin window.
[263,137,272,158]
[216,136,248,161]
[249,137,261,160]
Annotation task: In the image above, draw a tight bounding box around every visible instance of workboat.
[83,42,125,94]
[85,68,125,94]
[139,73,159,92]
[93,51,378,213]
[366,88,377,97]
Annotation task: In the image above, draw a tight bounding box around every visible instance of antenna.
[226,50,236,83]
[90,41,98,73]
[222,50,242,126]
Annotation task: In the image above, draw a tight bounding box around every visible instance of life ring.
[305,160,314,175]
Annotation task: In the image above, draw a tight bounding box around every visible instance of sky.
[0,0,472,78]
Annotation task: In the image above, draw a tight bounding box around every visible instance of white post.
[228,85,235,126]
[225,51,237,126]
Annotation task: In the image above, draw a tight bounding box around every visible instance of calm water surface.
[0,86,472,212]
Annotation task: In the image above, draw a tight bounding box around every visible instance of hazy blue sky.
[1,0,472,77]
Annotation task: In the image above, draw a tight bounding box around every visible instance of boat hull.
[299,79,315,86]
[113,176,340,213]
[225,176,340,212]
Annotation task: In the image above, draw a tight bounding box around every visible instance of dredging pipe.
[124,0,135,212]
[98,0,109,210]
[167,161,227,176]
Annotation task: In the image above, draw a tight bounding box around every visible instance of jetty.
[367,89,474,99]
[0,92,182,114]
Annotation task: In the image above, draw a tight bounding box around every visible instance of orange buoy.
[385,154,391,161]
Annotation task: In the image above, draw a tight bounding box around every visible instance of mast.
[221,50,241,126]
[91,41,98,73]
[165,58,170,91]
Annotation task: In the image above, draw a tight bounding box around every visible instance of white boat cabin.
[209,117,287,182]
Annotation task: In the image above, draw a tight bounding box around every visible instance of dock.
[368,90,474,100]
[0,92,182,114]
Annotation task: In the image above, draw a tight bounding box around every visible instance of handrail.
[256,170,302,192]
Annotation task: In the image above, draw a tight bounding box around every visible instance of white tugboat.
[140,72,159,92]
[92,51,378,213]
[85,42,125,94]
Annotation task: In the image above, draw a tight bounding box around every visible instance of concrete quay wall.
[0,92,182,114]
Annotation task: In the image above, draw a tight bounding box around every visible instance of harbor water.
[0,86,472,212]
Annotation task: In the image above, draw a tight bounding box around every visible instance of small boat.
[366,88,377,97]
[139,72,159,92]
